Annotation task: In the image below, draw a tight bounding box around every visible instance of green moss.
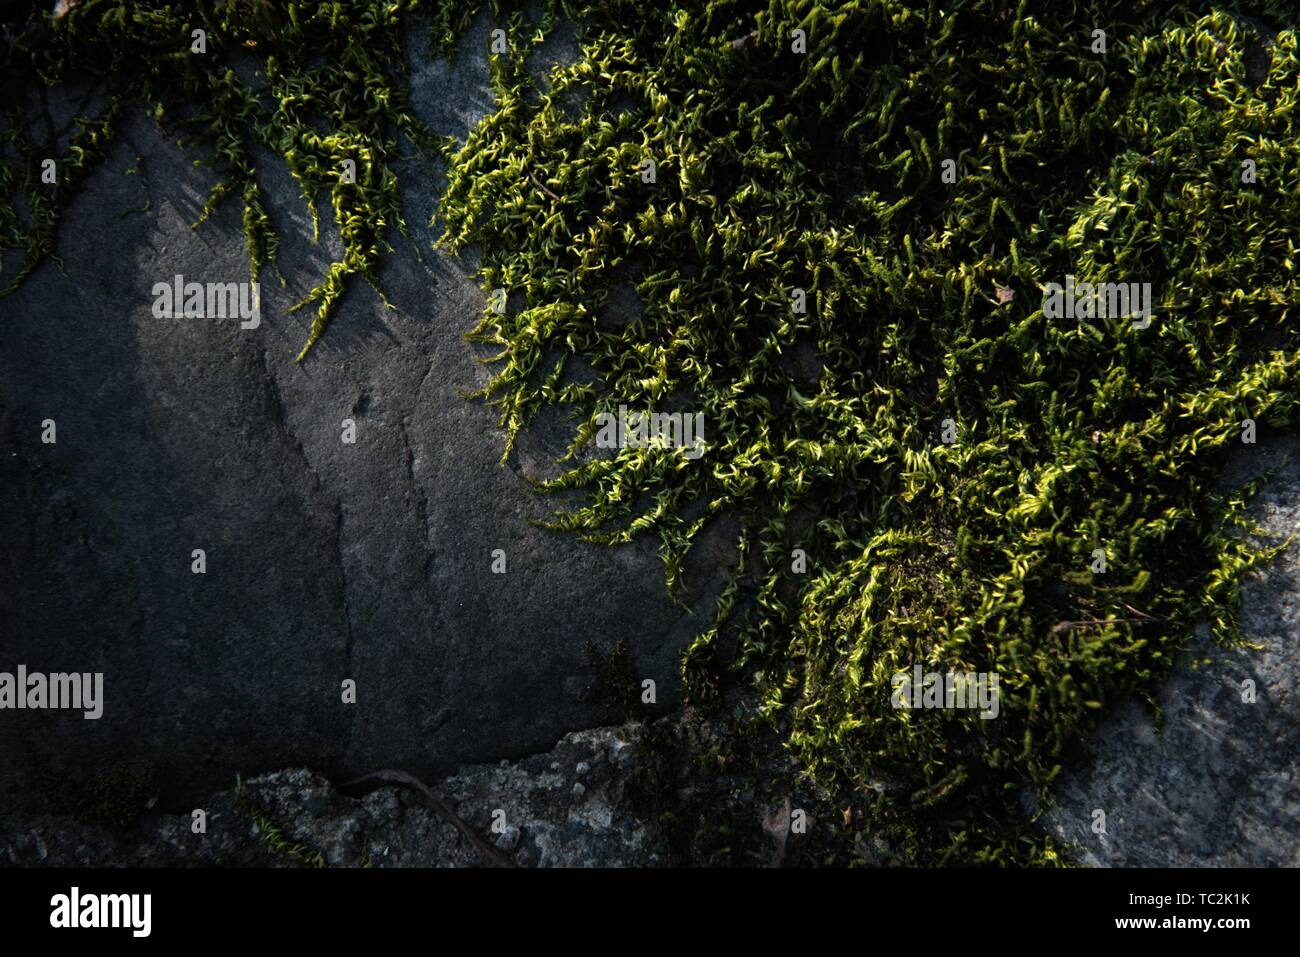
[235,774,328,868]
[435,0,1300,864]
[1,0,459,358]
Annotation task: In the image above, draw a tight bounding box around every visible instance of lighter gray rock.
[1044,437,1300,865]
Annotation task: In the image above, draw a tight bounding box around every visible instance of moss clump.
[436,1,1300,863]
[26,757,160,830]
[1,0,461,358]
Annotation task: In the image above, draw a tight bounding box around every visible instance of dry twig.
[343,769,517,868]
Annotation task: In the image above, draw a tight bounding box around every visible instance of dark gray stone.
[0,19,706,812]
[1,724,666,868]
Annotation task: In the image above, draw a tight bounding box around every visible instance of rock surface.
[1,724,667,867]
[0,16,715,812]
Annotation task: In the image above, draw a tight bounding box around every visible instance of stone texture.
[1041,437,1300,866]
[1,724,666,868]
[0,17,715,814]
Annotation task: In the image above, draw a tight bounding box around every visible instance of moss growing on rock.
[4,0,1299,865]
[436,0,1300,864]
[2,0,455,357]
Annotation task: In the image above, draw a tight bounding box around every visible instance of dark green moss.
[1,0,459,357]
[26,757,160,831]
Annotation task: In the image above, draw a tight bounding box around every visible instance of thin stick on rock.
[343,769,517,868]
